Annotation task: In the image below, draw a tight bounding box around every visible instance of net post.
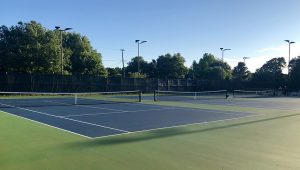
[74,93,78,105]
[154,90,157,101]
[194,92,197,100]
[232,90,235,98]
[138,90,142,102]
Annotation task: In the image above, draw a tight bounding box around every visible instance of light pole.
[220,48,231,80]
[55,26,72,75]
[243,57,250,64]
[285,40,295,75]
[135,40,147,73]
[121,49,125,78]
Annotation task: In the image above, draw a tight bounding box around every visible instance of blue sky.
[1,0,300,72]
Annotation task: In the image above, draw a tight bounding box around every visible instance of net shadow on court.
[62,112,300,148]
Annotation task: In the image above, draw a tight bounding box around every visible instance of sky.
[1,0,300,73]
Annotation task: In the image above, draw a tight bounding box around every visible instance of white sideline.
[92,113,266,139]
[0,108,92,139]
[0,103,129,133]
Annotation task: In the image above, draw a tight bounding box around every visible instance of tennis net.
[0,90,142,108]
[154,90,228,101]
[233,90,274,98]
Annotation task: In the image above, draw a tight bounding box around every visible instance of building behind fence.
[0,72,277,93]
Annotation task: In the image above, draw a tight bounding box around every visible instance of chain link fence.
[0,72,279,93]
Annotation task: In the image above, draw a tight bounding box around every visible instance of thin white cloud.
[248,44,300,74]
[258,45,287,53]
[226,56,272,73]
[258,44,300,57]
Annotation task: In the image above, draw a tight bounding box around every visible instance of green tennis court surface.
[1,97,300,170]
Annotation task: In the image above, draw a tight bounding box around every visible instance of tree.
[192,53,232,80]
[232,62,251,80]
[289,56,300,89]
[58,33,107,76]
[106,67,122,77]
[0,21,107,76]
[256,57,286,73]
[185,61,197,79]
[156,53,188,79]
[0,21,61,74]
[252,57,286,87]
[126,56,149,76]
[144,59,157,78]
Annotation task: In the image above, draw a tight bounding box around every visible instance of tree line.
[1,21,300,89]
[0,21,106,75]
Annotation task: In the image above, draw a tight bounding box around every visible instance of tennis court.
[153,90,300,110]
[0,91,259,138]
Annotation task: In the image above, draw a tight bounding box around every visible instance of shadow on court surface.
[63,113,300,148]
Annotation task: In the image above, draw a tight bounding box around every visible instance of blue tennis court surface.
[141,95,300,111]
[0,98,257,138]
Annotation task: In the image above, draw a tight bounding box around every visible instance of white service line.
[45,100,126,112]
[214,102,298,111]
[63,107,176,118]
[0,103,129,133]
[62,117,129,133]
[160,106,254,115]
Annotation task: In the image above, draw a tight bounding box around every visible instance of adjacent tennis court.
[153,90,300,110]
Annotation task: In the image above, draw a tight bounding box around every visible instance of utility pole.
[121,49,125,78]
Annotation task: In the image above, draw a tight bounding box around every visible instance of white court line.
[0,105,91,139]
[80,100,175,110]
[63,107,177,118]
[45,100,125,112]
[2,111,93,139]
[0,103,64,118]
[92,113,267,139]
[214,102,298,111]
[46,99,175,117]
[173,107,254,115]
[62,117,129,133]
[0,103,129,134]
[63,104,251,118]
